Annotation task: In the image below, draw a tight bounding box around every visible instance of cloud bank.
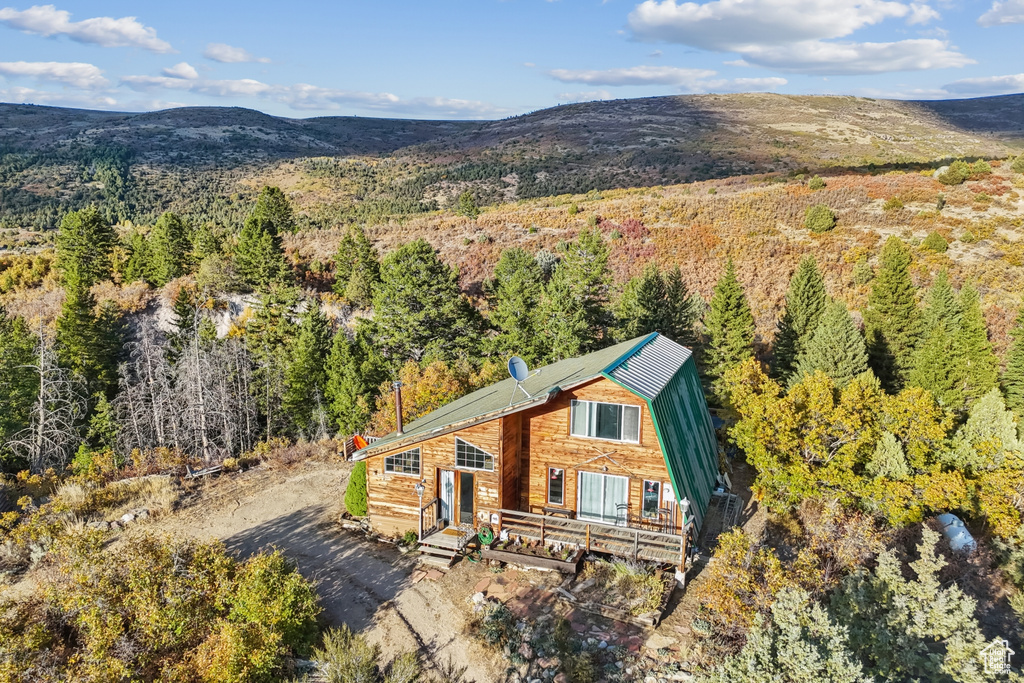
[0,4,172,52]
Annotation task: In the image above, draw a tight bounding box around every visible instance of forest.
[2,145,1024,680]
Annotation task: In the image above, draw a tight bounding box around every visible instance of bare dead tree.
[112,321,179,457]
[8,337,86,472]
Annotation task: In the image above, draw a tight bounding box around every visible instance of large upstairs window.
[570,400,641,443]
[455,438,494,471]
[384,447,420,476]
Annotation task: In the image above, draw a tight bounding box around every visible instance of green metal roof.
[355,335,656,459]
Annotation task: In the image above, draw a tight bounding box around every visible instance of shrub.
[970,159,992,176]
[808,175,826,190]
[882,197,903,211]
[852,257,874,285]
[804,204,837,233]
[401,530,419,546]
[1013,153,1024,174]
[567,203,578,216]
[921,231,948,253]
[975,192,991,203]
[936,193,945,211]
[937,160,970,185]
[345,461,368,517]
[961,230,977,244]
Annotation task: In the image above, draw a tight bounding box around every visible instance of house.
[352,333,721,568]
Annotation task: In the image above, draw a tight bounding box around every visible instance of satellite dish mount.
[507,356,538,405]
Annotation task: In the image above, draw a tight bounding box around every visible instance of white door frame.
[439,469,455,522]
[576,471,629,525]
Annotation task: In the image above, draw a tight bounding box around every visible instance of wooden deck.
[420,524,476,551]
[497,509,690,569]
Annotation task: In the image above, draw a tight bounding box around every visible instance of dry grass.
[54,475,179,521]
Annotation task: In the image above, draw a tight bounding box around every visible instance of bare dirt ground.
[149,460,507,683]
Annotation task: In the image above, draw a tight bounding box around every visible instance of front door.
[459,471,475,525]
[577,472,629,525]
[438,470,455,523]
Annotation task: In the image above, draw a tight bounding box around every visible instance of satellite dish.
[507,356,534,405]
[508,356,529,382]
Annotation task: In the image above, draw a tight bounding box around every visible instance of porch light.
[415,480,425,541]
[680,497,691,525]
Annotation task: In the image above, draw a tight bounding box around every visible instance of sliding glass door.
[577,472,629,525]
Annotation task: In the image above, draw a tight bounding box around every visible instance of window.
[642,480,662,518]
[384,447,420,475]
[570,400,640,443]
[548,468,565,505]
[455,438,494,471]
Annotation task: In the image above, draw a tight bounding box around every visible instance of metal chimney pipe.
[393,381,404,435]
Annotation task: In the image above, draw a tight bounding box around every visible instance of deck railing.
[419,497,440,539]
[496,508,691,570]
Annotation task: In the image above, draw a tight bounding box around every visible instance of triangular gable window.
[455,438,494,471]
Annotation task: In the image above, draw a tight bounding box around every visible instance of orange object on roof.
[353,434,368,450]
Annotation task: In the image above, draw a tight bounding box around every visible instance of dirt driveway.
[151,460,505,682]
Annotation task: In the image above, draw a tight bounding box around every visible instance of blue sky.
[0,1,1021,119]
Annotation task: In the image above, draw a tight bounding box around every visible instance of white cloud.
[626,0,965,74]
[943,73,1024,96]
[0,4,172,52]
[547,64,786,93]
[558,90,614,102]
[741,38,973,74]
[119,71,508,118]
[978,0,1024,26]
[548,65,717,86]
[0,85,117,108]
[0,60,106,88]
[162,62,198,79]
[202,42,269,64]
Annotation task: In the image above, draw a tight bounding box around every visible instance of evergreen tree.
[333,225,380,308]
[149,211,191,286]
[956,284,999,406]
[945,387,1019,475]
[614,265,667,341]
[542,229,612,361]
[56,206,116,288]
[484,247,546,364]
[283,301,332,437]
[921,270,960,337]
[122,230,154,285]
[662,265,702,347]
[773,256,827,381]
[864,237,921,392]
[191,223,222,261]
[710,589,866,683]
[326,330,371,436]
[345,461,368,516]
[909,325,965,410]
[704,260,755,404]
[456,191,479,219]
[791,301,868,388]
[55,284,121,397]
[245,283,298,439]
[866,432,910,480]
[0,307,37,466]
[366,239,482,371]
[234,188,292,291]
[1002,301,1024,420]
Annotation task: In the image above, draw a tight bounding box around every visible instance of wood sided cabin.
[352,333,721,573]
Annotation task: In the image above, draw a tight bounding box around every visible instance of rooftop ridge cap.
[601,332,659,375]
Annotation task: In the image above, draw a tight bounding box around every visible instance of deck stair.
[418,525,476,568]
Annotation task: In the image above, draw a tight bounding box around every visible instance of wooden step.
[418,544,458,559]
[418,552,457,568]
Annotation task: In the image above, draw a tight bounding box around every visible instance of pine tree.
[704,259,755,403]
[1002,301,1024,420]
[234,188,292,291]
[662,265,702,348]
[326,330,371,436]
[909,325,965,410]
[791,301,868,388]
[484,247,546,364]
[773,256,827,382]
[956,284,999,406]
[866,432,910,480]
[366,239,482,371]
[283,301,332,437]
[946,387,1019,475]
[56,206,116,288]
[0,307,37,464]
[149,211,191,286]
[333,225,380,308]
[56,284,121,397]
[542,229,612,361]
[122,230,154,285]
[921,270,959,337]
[614,265,666,341]
[864,237,921,392]
[245,283,298,439]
